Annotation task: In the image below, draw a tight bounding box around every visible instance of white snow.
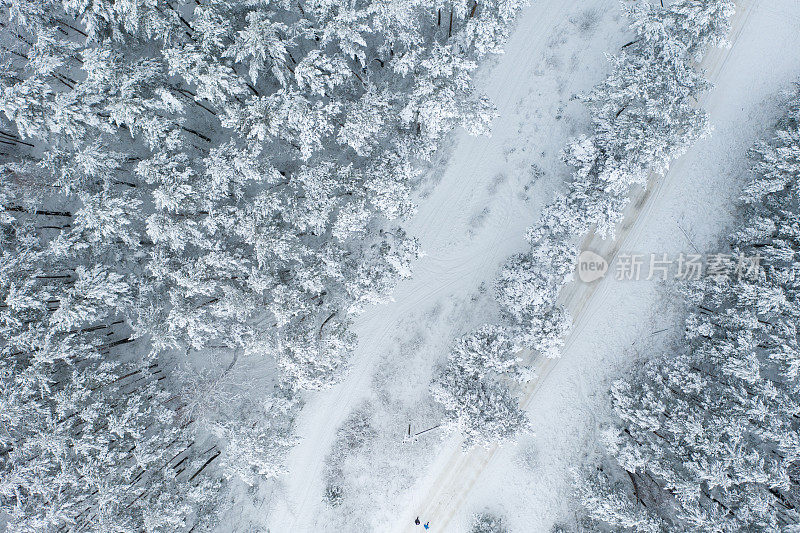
[403,1,800,531]
[265,1,626,529]
[264,0,800,531]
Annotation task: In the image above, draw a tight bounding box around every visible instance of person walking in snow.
[414,517,420,525]
[424,522,430,530]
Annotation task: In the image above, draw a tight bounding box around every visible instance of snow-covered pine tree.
[431,325,530,447]
[470,510,509,533]
[578,85,800,532]
[0,221,214,531]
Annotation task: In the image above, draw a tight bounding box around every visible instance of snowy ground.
[400,1,800,531]
[264,0,800,531]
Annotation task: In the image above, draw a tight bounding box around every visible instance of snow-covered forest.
[578,86,800,532]
[0,0,523,529]
[1,0,799,531]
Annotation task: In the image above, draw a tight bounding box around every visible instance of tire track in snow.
[396,1,758,530]
[267,0,625,529]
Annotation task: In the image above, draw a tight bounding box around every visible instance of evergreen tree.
[470,510,509,533]
[432,325,530,447]
[579,85,800,532]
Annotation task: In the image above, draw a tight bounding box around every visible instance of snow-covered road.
[396,1,800,531]
[267,1,628,530]
[266,0,800,530]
